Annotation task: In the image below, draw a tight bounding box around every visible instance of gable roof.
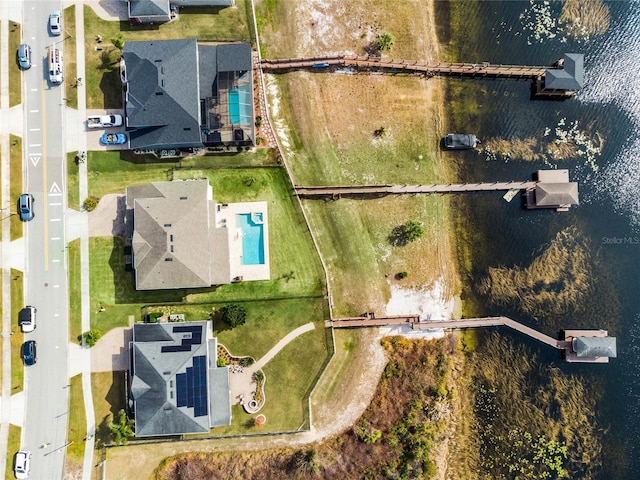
[572,336,617,358]
[127,180,213,290]
[129,0,170,17]
[545,53,584,91]
[131,322,213,436]
[123,39,203,150]
[535,182,579,206]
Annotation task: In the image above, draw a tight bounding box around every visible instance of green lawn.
[86,151,174,200]
[63,5,78,109]
[5,425,21,480]
[10,269,24,393]
[92,371,127,447]
[65,374,87,475]
[8,23,21,107]
[68,240,82,343]
[10,135,23,240]
[83,4,251,109]
[67,152,80,210]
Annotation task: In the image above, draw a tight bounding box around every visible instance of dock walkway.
[261,55,548,79]
[296,182,537,198]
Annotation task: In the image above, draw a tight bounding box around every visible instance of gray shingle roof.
[123,39,203,150]
[535,182,579,206]
[131,322,210,436]
[127,180,214,290]
[545,53,584,91]
[572,336,617,358]
[129,0,170,17]
[216,44,252,72]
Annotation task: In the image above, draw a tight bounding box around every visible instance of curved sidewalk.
[229,322,315,407]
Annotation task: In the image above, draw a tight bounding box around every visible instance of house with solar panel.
[536,53,584,97]
[120,38,254,154]
[524,169,579,212]
[128,320,232,436]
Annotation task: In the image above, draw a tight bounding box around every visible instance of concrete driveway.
[88,194,131,237]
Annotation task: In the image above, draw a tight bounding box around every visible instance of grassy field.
[83,4,251,109]
[8,23,21,107]
[68,239,82,342]
[64,374,87,478]
[4,425,21,480]
[67,152,80,210]
[92,371,127,447]
[10,135,23,240]
[63,5,78,109]
[10,269,24,394]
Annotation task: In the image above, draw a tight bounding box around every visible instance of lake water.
[437,1,640,477]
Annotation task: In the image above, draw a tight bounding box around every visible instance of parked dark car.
[17,44,31,70]
[18,194,34,221]
[22,340,37,366]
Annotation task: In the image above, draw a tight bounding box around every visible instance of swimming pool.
[228,86,252,125]
[236,213,265,265]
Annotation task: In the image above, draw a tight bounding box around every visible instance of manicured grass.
[65,374,87,474]
[87,151,174,200]
[10,269,24,393]
[92,371,127,447]
[10,135,23,240]
[83,4,251,108]
[68,239,82,343]
[67,152,80,210]
[8,22,21,107]
[89,237,186,333]
[5,425,21,480]
[63,5,78,109]
[175,167,326,301]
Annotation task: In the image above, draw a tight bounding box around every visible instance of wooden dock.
[326,312,420,328]
[296,182,538,199]
[261,55,549,80]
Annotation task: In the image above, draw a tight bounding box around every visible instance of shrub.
[83,196,99,212]
[255,116,262,128]
[389,220,424,246]
[82,328,103,347]
[253,370,264,382]
[240,357,255,367]
[396,271,408,279]
[217,357,226,367]
[220,303,247,328]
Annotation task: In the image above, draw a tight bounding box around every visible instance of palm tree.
[108,409,134,445]
[374,32,394,52]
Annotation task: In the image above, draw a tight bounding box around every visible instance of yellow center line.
[42,81,48,271]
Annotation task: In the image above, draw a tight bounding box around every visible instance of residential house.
[121,38,254,152]
[127,0,235,25]
[128,320,232,436]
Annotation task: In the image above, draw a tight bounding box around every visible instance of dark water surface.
[437,1,640,477]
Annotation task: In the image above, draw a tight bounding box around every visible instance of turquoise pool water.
[228,86,252,124]
[236,213,265,265]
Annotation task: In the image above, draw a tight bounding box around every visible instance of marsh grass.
[560,0,610,41]
[469,334,603,479]
[477,226,592,323]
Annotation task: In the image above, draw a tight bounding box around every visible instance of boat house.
[525,169,579,212]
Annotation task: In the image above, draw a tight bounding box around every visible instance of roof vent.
[179,196,187,200]
[164,223,172,227]
[155,91,163,95]
[165,258,173,262]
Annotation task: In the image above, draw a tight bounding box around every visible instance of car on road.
[100,133,128,145]
[14,450,31,479]
[17,44,31,70]
[19,306,37,333]
[22,341,37,366]
[18,193,34,221]
[49,11,62,35]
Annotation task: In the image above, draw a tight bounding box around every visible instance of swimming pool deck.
[214,201,270,282]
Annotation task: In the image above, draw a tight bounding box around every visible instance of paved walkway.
[229,323,315,412]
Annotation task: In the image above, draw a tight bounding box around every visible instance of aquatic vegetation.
[481,119,602,172]
[477,226,593,319]
[471,334,603,479]
[559,0,611,42]
[520,0,609,44]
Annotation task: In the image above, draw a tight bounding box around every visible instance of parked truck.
[87,114,123,128]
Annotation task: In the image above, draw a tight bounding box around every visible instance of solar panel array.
[176,355,209,417]
[161,325,203,353]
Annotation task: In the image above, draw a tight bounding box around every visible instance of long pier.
[295,182,537,198]
[261,55,549,79]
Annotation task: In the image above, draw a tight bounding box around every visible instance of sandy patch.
[385,279,457,320]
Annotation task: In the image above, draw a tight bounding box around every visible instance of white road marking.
[51,237,60,240]
[29,128,40,131]
[53,285,60,288]
[29,109,39,113]
[49,202,62,206]
[50,182,62,193]
[49,193,62,197]
[30,88,37,91]
[29,144,41,147]
[30,155,41,167]
[50,218,61,222]
[53,259,60,263]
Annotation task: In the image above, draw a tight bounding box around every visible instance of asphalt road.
[20,1,70,478]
